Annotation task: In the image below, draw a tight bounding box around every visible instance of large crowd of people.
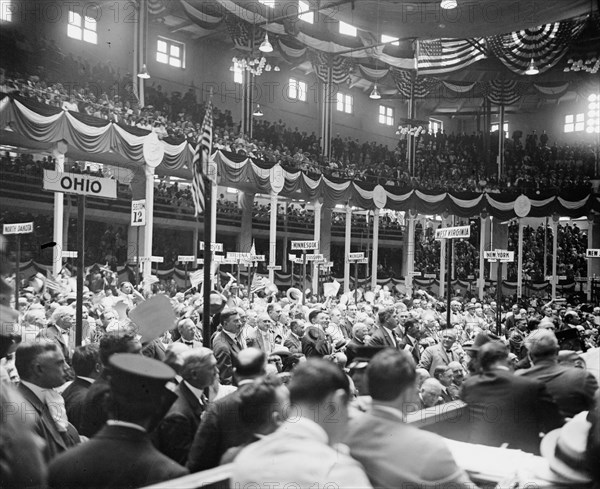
[2,229,599,487]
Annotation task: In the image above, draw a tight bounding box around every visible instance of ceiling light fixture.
[253,104,264,116]
[440,0,457,9]
[259,32,273,53]
[137,64,150,79]
[370,84,381,100]
[525,58,539,75]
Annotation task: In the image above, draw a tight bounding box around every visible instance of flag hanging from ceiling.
[417,39,486,75]
[191,98,213,217]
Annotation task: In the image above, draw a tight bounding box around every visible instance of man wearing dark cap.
[48,354,188,489]
[460,340,564,454]
[344,349,471,488]
[187,348,266,472]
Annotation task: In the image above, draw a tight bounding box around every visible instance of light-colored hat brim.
[539,428,592,484]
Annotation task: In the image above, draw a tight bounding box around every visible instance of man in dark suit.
[48,353,188,489]
[61,344,101,432]
[516,329,598,418]
[14,340,81,462]
[460,341,564,454]
[154,347,217,465]
[367,308,401,349]
[212,309,244,385]
[402,319,422,364]
[187,348,266,473]
[301,309,332,358]
[345,322,368,364]
[284,319,304,354]
[36,305,74,362]
[345,349,472,488]
[79,330,142,437]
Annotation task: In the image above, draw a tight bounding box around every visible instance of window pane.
[564,124,573,133]
[170,45,180,57]
[575,113,584,122]
[299,0,313,23]
[157,52,168,64]
[565,114,573,123]
[169,57,181,68]
[84,16,96,30]
[69,10,81,25]
[289,79,297,99]
[339,21,357,36]
[67,24,82,40]
[83,30,97,44]
[298,81,307,101]
[381,34,399,46]
[1,1,13,22]
[575,122,584,131]
[157,40,167,53]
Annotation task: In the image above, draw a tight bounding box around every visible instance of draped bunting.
[417,39,487,75]
[390,69,441,99]
[224,15,265,49]
[2,93,598,219]
[487,16,588,75]
[479,80,530,106]
[180,0,224,30]
[308,51,355,85]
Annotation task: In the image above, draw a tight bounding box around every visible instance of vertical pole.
[312,200,322,295]
[320,58,333,159]
[52,145,66,277]
[543,217,548,279]
[517,219,524,298]
[588,219,593,301]
[406,214,415,297]
[354,262,358,304]
[184,261,189,290]
[478,217,485,300]
[143,165,155,278]
[302,251,307,304]
[136,226,140,285]
[496,261,502,336]
[269,192,278,284]
[14,235,20,312]
[202,174,212,346]
[498,104,505,178]
[237,261,241,297]
[75,195,85,347]
[440,218,446,299]
[371,209,380,290]
[344,205,352,293]
[446,238,452,329]
[552,220,558,300]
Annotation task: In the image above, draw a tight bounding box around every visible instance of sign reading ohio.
[43,170,117,199]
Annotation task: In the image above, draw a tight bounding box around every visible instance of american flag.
[191,98,213,217]
[417,39,486,75]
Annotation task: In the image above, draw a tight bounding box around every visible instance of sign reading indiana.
[434,226,471,240]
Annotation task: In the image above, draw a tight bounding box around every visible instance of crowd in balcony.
[1,43,598,195]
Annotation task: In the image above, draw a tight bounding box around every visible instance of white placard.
[227,252,250,260]
[348,252,365,261]
[484,250,514,262]
[435,226,471,240]
[294,258,304,264]
[322,261,334,268]
[291,240,319,251]
[3,222,33,234]
[288,254,297,261]
[267,265,282,271]
[408,271,421,276]
[587,249,600,258]
[199,242,224,252]
[424,273,437,279]
[196,258,204,265]
[306,254,324,261]
[131,200,146,227]
[178,255,195,263]
[61,251,78,258]
[251,255,266,262]
[151,256,164,263]
[43,170,117,199]
[355,258,369,264]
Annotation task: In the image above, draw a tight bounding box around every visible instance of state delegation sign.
[43,170,117,199]
[435,226,471,239]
